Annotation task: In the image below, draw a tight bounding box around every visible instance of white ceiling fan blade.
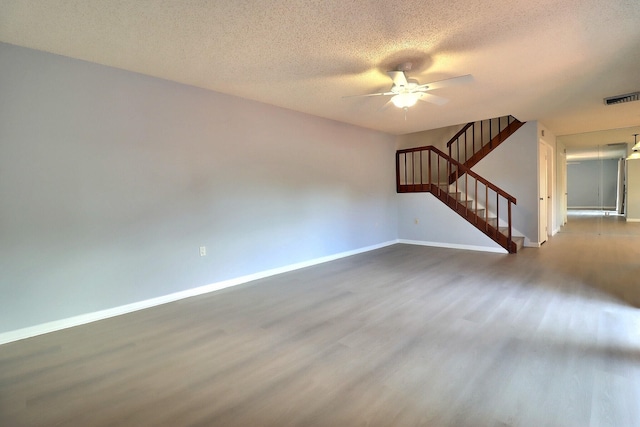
[378,99,395,111]
[342,91,395,99]
[416,74,473,91]
[387,70,408,87]
[418,93,449,106]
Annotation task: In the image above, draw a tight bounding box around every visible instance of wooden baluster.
[411,151,415,189]
[485,185,489,231]
[463,132,466,163]
[489,119,493,148]
[396,152,401,192]
[495,192,499,238]
[448,148,452,185]
[428,149,432,190]
[420,151,423,189]
[404,153,407,189]
[454,166,458,209]
[437,153,441,196]
[475,178,478,224]
[472,123,475,160]
[465,171,469,215]
[508,201,513,251]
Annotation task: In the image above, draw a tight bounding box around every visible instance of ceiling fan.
[348,70,472,111]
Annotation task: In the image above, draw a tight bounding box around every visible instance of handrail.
[446,122,474,148]
[396,145,516,203]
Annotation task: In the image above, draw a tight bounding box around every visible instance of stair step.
[513,236,525,251]
[498,228,525,252]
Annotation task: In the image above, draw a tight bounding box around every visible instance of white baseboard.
[398,239,508,254]
[626,218,640,223]
[0,240,398,346]
[568,206,616,210]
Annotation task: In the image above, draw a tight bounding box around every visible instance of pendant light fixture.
[626,134,640,160]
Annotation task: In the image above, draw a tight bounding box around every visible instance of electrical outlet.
[199,246,206,257]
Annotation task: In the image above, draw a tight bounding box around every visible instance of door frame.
[539,140,554,243]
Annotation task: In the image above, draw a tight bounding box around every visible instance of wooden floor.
[2,214,640,426]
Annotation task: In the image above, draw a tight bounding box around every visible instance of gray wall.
[0,43,398,333]
[396,124,463,151]
[567,159,619,209]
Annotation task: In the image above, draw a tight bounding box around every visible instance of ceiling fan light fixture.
[391,93,420,109]
[626,134,640,160]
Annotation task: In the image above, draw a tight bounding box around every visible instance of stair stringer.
[449,184,527,239]
[445,184,527,250]
[434,183,522,253]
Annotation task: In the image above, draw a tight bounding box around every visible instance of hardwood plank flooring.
[1,214,640,426]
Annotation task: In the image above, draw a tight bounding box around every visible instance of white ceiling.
[1,0,639,137]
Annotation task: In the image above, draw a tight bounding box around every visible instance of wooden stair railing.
[446,115,525,184]
[396,145,519,253]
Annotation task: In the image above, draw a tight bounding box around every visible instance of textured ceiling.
[1,0,639,137]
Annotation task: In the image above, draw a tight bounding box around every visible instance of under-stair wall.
[397,193,507,253]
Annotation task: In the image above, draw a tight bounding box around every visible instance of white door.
[539,143,548,244]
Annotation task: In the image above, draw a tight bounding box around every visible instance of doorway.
[563,144,626,235]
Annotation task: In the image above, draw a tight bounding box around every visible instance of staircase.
[396,116,526,253]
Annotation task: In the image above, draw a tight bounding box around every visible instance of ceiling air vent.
[604,92,639,105]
